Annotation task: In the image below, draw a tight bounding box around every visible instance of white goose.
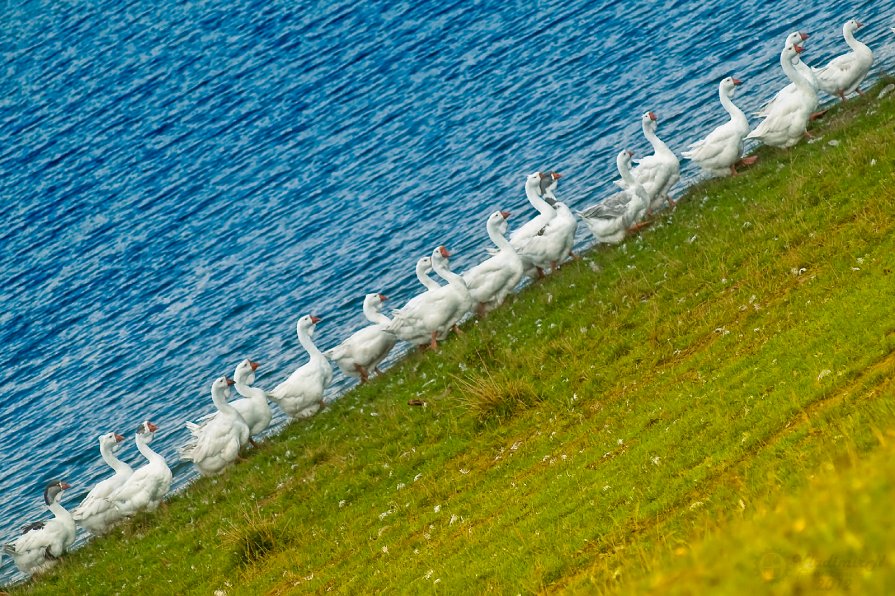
[232,359,273,443]
[682,77,756,177]
[538,174,578,268]
[3,481,75,575]
[325,293,398,382]
[387,246,472,349]
[756,32,817,118]
[415,256,441,290]
[71,432,133,535]
[513,172,576,276]
[463,211,524,315]
[180,376,250,476]
[269,315,333,418]
[509,172,559,256]
[619,112,680,212]
[813,19,873,101]
[747,41,814,148]
[187,361,273,447]
[108,421,172,517]
[579,150,650,245]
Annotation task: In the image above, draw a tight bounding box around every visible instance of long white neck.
[843,25,871,58]
[642,120,672,158]
[488,219,514,254]
[432,255,468,295]
[782,49,812,95]
[135,433,165,466]
[299,324,325,361]
[211,385,239,418]
[416,264,440,290]
[100,442,133,476]
[363,301,391,325]
[719,85,748,132]
[48,498,75,529]
[525,180,556,220]
[235,374,268,406]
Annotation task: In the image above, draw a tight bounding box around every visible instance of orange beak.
[147,422,159,432]
[114,433,125,442]
[249,360,259,371]
[378,293,388,301]
[310,315,322,324]
[500,211,511,219]
[647,112,657,121]
[732,78,742,85]
[439,246,451,258]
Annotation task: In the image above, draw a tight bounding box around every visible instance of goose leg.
[249,437,259,448]
[430,331,438,350]
[452,324,463,335]
[355,364,369,383]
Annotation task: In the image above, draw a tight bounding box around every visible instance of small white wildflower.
[651,455,661,466]
[382,546,388,554]
[459,468,469,474]
[450,514,458,525]
[339,500,346,508]
[414,473,422,482]
[425,570,433,580]
[817,369,831,381]
[434,504,441,513]
[602,485,611,492]
[396,483,405,490]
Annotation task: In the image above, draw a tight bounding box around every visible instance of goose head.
[785,31,809,47]
[721,76,742,96]
[486,210,511,234]
[415,256,433,277]
[641,111,658,133]
[525,171,550,195]
[297,314,322,337]
[616,149,635,172]
[431,245,451,269]
[211,375,235,402]
[99,431,126,452]
[845,19,863,33]
[537,171,562,198]
[137,420,159,442]
[363,292,387,312]
[43,480,72,505]
[234,359,259,385]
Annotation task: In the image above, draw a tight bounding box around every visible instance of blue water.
[1,0,892,583]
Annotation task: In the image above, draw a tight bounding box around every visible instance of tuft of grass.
[455,369,542,424]
[223,507,288,571]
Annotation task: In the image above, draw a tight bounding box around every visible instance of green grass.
[9,80,895,595]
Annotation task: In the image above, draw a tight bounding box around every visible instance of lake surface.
[1,0,892,583]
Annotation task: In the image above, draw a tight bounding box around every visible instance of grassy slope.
[9,83,895,595]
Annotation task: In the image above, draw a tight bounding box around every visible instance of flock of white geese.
[2,19,886,580]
